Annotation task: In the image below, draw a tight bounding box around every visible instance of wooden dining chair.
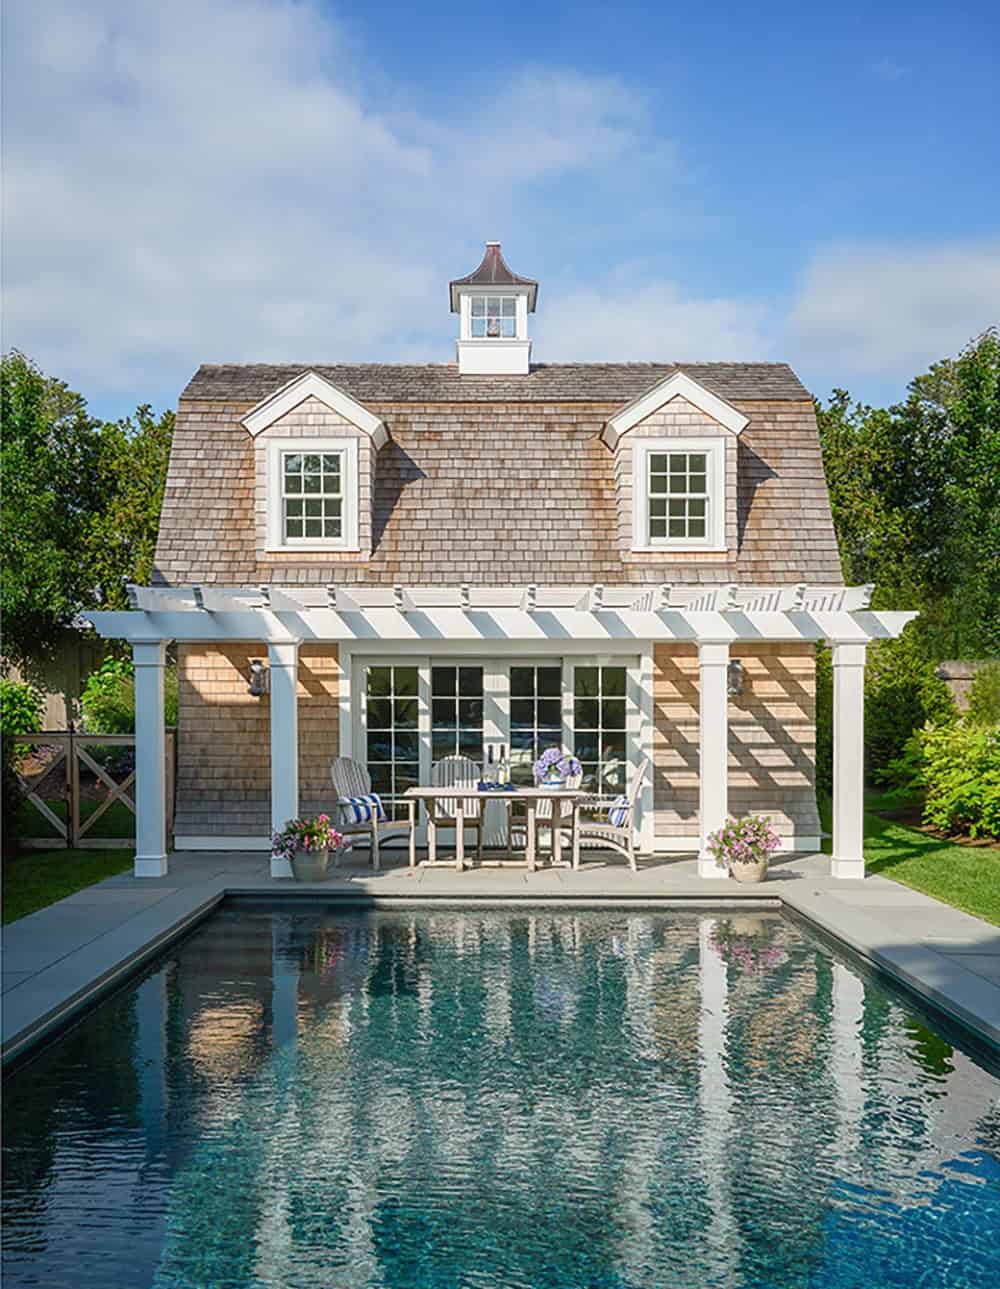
[428,755,483,864]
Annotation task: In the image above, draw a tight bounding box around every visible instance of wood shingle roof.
[181,361,810,405]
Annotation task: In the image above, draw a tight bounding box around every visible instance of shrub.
[80,658,178,733]
[0,678,42,854]
[967,661,1000,726]
[919,723,1000,839]
[0,678,43,744]
[864,634,956,775]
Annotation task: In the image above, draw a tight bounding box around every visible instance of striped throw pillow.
[607,795,629,827]
[339,793,387,824]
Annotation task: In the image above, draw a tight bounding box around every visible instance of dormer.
[450,242,538,375]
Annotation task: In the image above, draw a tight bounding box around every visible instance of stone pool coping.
[3,851,999,1065]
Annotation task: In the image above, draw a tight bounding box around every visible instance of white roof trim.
[241,370,388,447]
[601,370,749,449]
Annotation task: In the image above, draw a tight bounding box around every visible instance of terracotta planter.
[730,858,768,884]
[291,847,330,882]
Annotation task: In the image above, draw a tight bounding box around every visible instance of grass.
[2,847,134,924]
[819,790,1000,927]
[15,797,135,841]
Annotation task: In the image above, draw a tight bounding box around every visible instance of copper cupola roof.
[449,242,538,312]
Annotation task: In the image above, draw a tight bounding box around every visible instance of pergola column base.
[831,856,866,881]
[134,855,169,878]
[698,853,729,879]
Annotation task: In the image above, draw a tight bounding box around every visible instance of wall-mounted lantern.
[727,658,744,698]
[248,658,269,697]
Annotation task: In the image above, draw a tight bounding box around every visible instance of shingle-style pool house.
[6,247,999,1289]
[87,243,915,879]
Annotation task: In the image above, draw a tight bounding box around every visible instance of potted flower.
[533,747,582,788]
[272,814,343,882]
[705,814,782,883]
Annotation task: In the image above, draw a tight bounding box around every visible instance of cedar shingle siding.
[155,363,842,586]
[164,359,834,847]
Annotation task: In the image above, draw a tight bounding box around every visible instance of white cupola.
[449,241,538,375]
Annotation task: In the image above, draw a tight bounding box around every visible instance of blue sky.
[3,0,998,421]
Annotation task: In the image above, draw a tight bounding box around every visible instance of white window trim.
[266,436,359,553]
[632,436,727,553]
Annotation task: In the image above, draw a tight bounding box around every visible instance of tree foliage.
[816,328,999,778]
[0,352,174,665]
[817,328,1000,658]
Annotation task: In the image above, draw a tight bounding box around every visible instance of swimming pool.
[3,904,999,1287]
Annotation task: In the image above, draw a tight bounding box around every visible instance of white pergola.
[87,583,916,881]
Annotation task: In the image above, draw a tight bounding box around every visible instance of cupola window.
[470,295,518,338]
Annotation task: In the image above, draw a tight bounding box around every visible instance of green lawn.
[2,847,134,924]
[15,797,135,841]
[819,791,1000,927]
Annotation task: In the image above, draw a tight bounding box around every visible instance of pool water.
[3,905,999,1288]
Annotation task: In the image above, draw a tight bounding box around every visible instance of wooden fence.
[7,729,176,850]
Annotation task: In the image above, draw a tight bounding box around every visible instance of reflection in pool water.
[2,906,999,1288]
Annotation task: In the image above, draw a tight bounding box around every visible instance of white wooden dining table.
[402,786,585,872]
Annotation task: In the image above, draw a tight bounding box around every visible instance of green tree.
[0,352,104,666]
[816,328,999,655]
[85,404,174,610]
[1,352,174,663]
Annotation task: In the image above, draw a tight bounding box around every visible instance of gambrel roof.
[156,359,841,589]
[181,361,809,405]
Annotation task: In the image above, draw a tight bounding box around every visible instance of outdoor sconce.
[727,659,744,698]
[247,659,269,697]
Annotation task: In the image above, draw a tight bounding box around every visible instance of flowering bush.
[710,920,787,974]
[534,747,582,782]
[706,814,782,871]
[272,814,343,862]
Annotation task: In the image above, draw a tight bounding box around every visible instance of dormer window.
[265,434,360,552]
[632,437,726,551]
[471,295,517,338]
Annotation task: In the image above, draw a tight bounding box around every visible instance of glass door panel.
[508,664,563,785]
[365,664,421,818]
[573,664,628,796]
[430,665,484,766]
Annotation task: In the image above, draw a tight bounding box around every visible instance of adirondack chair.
[329,756,414,871]
[571,757,649,872]
[508,757,583,864]
[427,755,484,865]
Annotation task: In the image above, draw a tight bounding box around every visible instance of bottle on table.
[497,745,509,786]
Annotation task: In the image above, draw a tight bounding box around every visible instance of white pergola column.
[698,640,730,878]
[269,640,300,878]
[831,641,867,879]
[133,640,168,877]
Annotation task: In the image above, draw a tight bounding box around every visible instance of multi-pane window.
[573,666,627,796]
[470,295,517,338]
[365,665,419,819]
[647,451,708,542]
[431,666,484,765]
[509,665,562,785]
[282,451,343,542]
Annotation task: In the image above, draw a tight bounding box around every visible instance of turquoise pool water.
[3,905,999,1288]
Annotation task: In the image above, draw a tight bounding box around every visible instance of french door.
[352,655,639,819]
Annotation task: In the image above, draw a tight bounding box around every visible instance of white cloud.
[787,241,1000,379]
[1,1,678,398]
[535,281,774,363]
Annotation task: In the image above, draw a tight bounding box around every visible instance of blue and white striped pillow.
[607,795,629,827]
[339,793,387,824]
